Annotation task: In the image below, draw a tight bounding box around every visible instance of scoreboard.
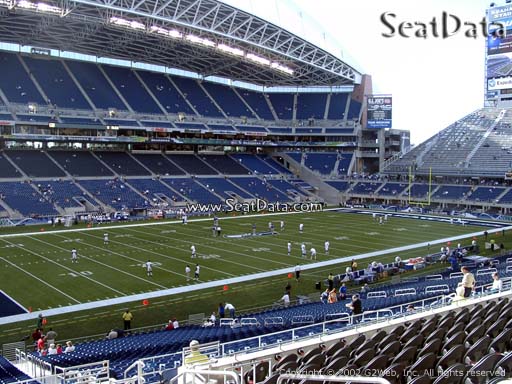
[366,95,392,129]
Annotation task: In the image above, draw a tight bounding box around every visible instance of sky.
[222,0,493,145]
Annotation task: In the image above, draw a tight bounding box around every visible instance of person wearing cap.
[184,340,209,365]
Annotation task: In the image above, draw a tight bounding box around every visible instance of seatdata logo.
[381,12,505,38]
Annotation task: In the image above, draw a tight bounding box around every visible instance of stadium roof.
[0,0,361,87]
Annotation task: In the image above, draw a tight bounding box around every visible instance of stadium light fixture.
[217,44,244,57]
[185,34,216,48]
[16,0,62,14]
[271,62,294,75]
[110,16,145,31]
[149,25,182,39]
[246,53,271,66]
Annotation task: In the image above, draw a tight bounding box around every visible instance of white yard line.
[0,238,126,296]
[0,256,80,305]
[29,235,169,290]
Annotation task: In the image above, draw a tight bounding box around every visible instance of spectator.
[106,329,118,340]
[406,304,415,312]
[327,273,334,290]
[45,328,57,347]
[320,289,329,304]
[64,341,75,353]
[56,344,63,354]
[458,266,475,298]
[328,289,337,303]
[184,340,209,366]
[347,294,363,322]
[172,318,179,329]
[339,283,347,300]
[280,292,290,307]
[37,314,44,330]
[210,312,216,324]
[47,344,57,355]
[37,336,45,353]
[225,303,235,318]
[31,328,42,345]
[489,272,503,293]
[218,303,225,318]
[164,320,174,331]
[351,260,358,271]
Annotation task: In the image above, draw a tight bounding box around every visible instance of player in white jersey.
[324,241,330,255]
[194,264,200,280]
[280,221,285,231]
[185,265,191,281]
[191,245,196,258]
[182,214,188,224]
[299,223,304,233]
[372,212,377,221]
[103,233,109,245]
[310,248,317,260]
[145,260,153,277]
[301,243,306,258]
[71,248,78,263]
[287,242,292,256]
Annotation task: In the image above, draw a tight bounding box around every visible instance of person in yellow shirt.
[122,309,133,331]
[184,340,209,365]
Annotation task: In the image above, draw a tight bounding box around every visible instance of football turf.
[0,210,498,345]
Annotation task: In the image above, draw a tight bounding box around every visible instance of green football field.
[0,209,499,345]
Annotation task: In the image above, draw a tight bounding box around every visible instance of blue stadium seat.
[23,55,91,109]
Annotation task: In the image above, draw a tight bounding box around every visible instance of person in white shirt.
[47,344,57,355]
[310,248,317,260]
[185,265,191,281]
[224,303,235,318]
[280,221,285,231]
[372,212,376,221]
[191,245,196,258]
[172,318,179,329]
[294,264,301,282]
[299,223,304,233]
[490,272,503,293]
[287,242,292,256]
[300,243,306,258]
[103,233,109,245]
[324,241,330,255]
[182,214,188,224]
[71,248,78,263]
[145,260,153,277]
[64,341,75,353]
[281,292,290,307]
[210,312,216,324]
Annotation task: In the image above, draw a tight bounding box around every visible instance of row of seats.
[327,180,512,203]
[249,297,512,384]
[0,151,290,177]
[0,51,361,121]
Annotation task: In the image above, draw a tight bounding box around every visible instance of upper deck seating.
[6,150,65,178]
[47,151,113,177]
